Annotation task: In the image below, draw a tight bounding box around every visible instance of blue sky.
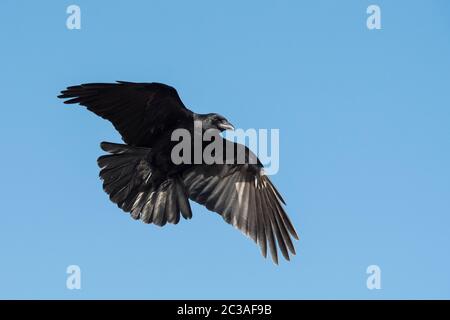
[1,0,450,299]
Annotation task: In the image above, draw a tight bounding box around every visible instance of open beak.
[218,120,235,131]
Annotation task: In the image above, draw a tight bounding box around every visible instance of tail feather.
[97,141,192,226]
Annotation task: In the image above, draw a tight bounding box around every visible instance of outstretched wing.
[58,81,192,147]
[182,149,299,264]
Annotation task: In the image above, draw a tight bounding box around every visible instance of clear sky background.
[1,0,450,299]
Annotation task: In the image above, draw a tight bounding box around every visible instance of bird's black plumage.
[58,81,298,264]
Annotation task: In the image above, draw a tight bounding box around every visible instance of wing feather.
[182,159,298,264]
[58,81,193,147]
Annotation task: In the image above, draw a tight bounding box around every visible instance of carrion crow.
[58,81,298,263]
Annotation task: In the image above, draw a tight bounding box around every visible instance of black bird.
[58,81,298,263]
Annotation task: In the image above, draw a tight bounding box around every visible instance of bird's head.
[200,113,235,132]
